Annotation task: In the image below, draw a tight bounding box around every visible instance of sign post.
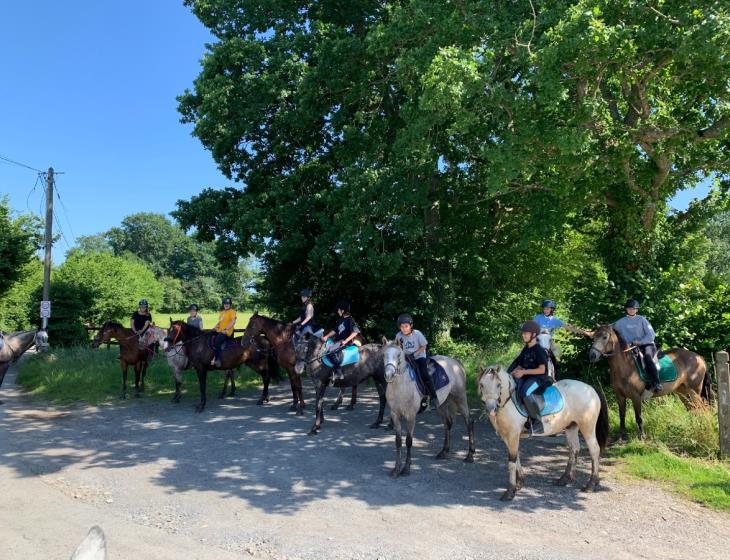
[716,352,730,459]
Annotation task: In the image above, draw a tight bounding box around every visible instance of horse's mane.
[172,320,203,335]
[101,321,125,330]
[596,324,628,349]
[251,313,294,337]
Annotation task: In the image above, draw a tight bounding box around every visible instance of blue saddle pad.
[407,358,450,397]
[514,385,564,417]
[322,342,360,368]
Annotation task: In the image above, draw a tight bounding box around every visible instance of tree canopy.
[176,1,729,346]
[0,197,41,299]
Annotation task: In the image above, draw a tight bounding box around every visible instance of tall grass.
[16,345,263,405]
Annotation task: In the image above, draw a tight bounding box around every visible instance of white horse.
[382,339,475,477]
[477,364,608,501]
[147,326,189,401]
[70,526,107,560]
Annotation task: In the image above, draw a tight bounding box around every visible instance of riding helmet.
[624,298,640,309]
[139,299,148,306]
[222,297,233,305]
[397,313,414,326]
[541,299,556,309]
[300,288,312,298]
[188,304,199,311]
[335,299,351,313]
[520,320,541,335]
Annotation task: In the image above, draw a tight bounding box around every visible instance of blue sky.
[0,1,230,260]
[0,1,710,263]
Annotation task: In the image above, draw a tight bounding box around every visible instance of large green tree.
[176,1,729,340]
[0,197,42,298]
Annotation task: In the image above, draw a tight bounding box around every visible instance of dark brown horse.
[588,325,710,439]
[91,321,153,399]
[165,320,273,412]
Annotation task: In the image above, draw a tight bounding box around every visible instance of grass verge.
[16,345,264,406]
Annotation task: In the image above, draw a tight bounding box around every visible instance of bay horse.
[477,364,608,501]
[588,324,710,439]
[293,332,387,435]
[0,329,47,403]
[91,322,152,399]
[382,340,475,478]
[153,325,279,404]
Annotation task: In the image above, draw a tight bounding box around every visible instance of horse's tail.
[594,384,609,453]
[268,349,281,382]
[701,365,713,405]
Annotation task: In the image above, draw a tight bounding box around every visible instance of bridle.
[479,368,515,417]
[590,328,636,358]
[383,344,408,382]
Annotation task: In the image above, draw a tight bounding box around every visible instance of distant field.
[164,310,254,331]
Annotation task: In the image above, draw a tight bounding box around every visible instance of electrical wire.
[0,153,43,173]
[53,176,77,243]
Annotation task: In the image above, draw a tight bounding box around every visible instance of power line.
[0,153,43,173]
[54,176,77,243]
[26,173,43,214]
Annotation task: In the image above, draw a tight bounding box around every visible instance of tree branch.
[696,115,729,142]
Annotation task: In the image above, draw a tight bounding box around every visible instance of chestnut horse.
[91,321,152,399]
[588,324,710,439]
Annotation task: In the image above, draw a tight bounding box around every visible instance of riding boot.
[523,394,544,435]
[423,372,439,410]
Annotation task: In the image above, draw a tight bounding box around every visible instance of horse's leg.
[369,381,386,429]
[330,388,344,411]
[436,407,453,460]
[296,373,306,414]
[195,369,208,413]
[219,370,231,399]
[308,382,328,435]
[580,422,602,492]
[257,371,270,405]
[229,369,236,396]
[347,385,358,410]
[390,413,403,478]
[555,423,579,486]
[120,361,129,399]
[631,397,645,439]
[458,397,475,463]
[400,415,415,477]
[617,393,627,441]
[133,363,142,398]
[500,434,521,501]
[172,367,182,403]
[140,360,147,393]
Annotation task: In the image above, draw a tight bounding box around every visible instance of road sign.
[40,300,52,319]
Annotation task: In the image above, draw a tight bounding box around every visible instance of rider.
[533,299,587,376]
[507,320,552,435]
[291,288,321,337]
[131,299,153,349]
[211,297,237,367]
[321,300,361,380]
[187,304,203,329]
[396,313,439,410]
[613,298,662,394]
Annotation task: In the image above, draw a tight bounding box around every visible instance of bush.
[0,259,43,331]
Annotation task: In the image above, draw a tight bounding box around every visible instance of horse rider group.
[130,290,660,436]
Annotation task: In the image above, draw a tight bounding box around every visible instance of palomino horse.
[477,364,608,501]
[154,325,279,404]
[91,322,152,399]
[382,340,475,478]
[0,329,47,403]
[293,332,387,435]
[588,324,710,439]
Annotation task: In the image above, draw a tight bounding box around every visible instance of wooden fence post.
[716,351,730,459]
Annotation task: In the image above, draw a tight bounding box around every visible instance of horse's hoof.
[217,393,226,400]
[500,489,516,502]
[329,404,340,411]
[308,429,318,436]
[256,398,265,406]
[289,404,298,411]
[120,394,127,400]
[463,454,474,464]
[229,390,236,397]
[399,466,410,477]
[554,476,573,487]
[581,479,599,492]
[390,468,400,479]
[345,404,355,411]
[194,405,205,413]
[296,407,304,417]
[435,451,448,460]
[368,422,382,429]
[171,395,181,403]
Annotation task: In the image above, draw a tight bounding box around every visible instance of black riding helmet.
[397,313,413,326]
[520,320,541,336]
[542,299,556,310]
[139,299,148,307]
[300,288,312,298]
[624,298,640,309]
[222,297,233,306]
[188,304,199,311]
[335,299,351,313]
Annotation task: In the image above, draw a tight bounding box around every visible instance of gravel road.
[1,363,729,560]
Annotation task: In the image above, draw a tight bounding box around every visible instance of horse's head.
[477,364,507,417]
[163,320,187,351]
[91,321,114,348]
[293,331,318,375]
[243,313,264,338]
[146,325,166,347]
[588,325,617,363]
[382,337,406,383]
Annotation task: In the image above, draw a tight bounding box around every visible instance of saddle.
[407,357,451,398]
[514,385,565,418]
[631,350,678,384]
[322,341,360,368]
[207,332,237,352]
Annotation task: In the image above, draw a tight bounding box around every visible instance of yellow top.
[216,309,237,336]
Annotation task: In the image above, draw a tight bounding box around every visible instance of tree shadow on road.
[0,380,608,516]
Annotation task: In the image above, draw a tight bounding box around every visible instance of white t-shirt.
[395,329,428,359]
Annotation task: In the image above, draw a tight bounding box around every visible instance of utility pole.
[40,167,54,336]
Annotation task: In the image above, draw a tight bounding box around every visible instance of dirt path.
[1,364,729,560]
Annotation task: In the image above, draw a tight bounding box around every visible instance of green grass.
[609,441,730,511]
[16,345,264,406]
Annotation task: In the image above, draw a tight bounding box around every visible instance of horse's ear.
[169,316,174,324]
[253,310,259,316]
[381,336,388,345]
